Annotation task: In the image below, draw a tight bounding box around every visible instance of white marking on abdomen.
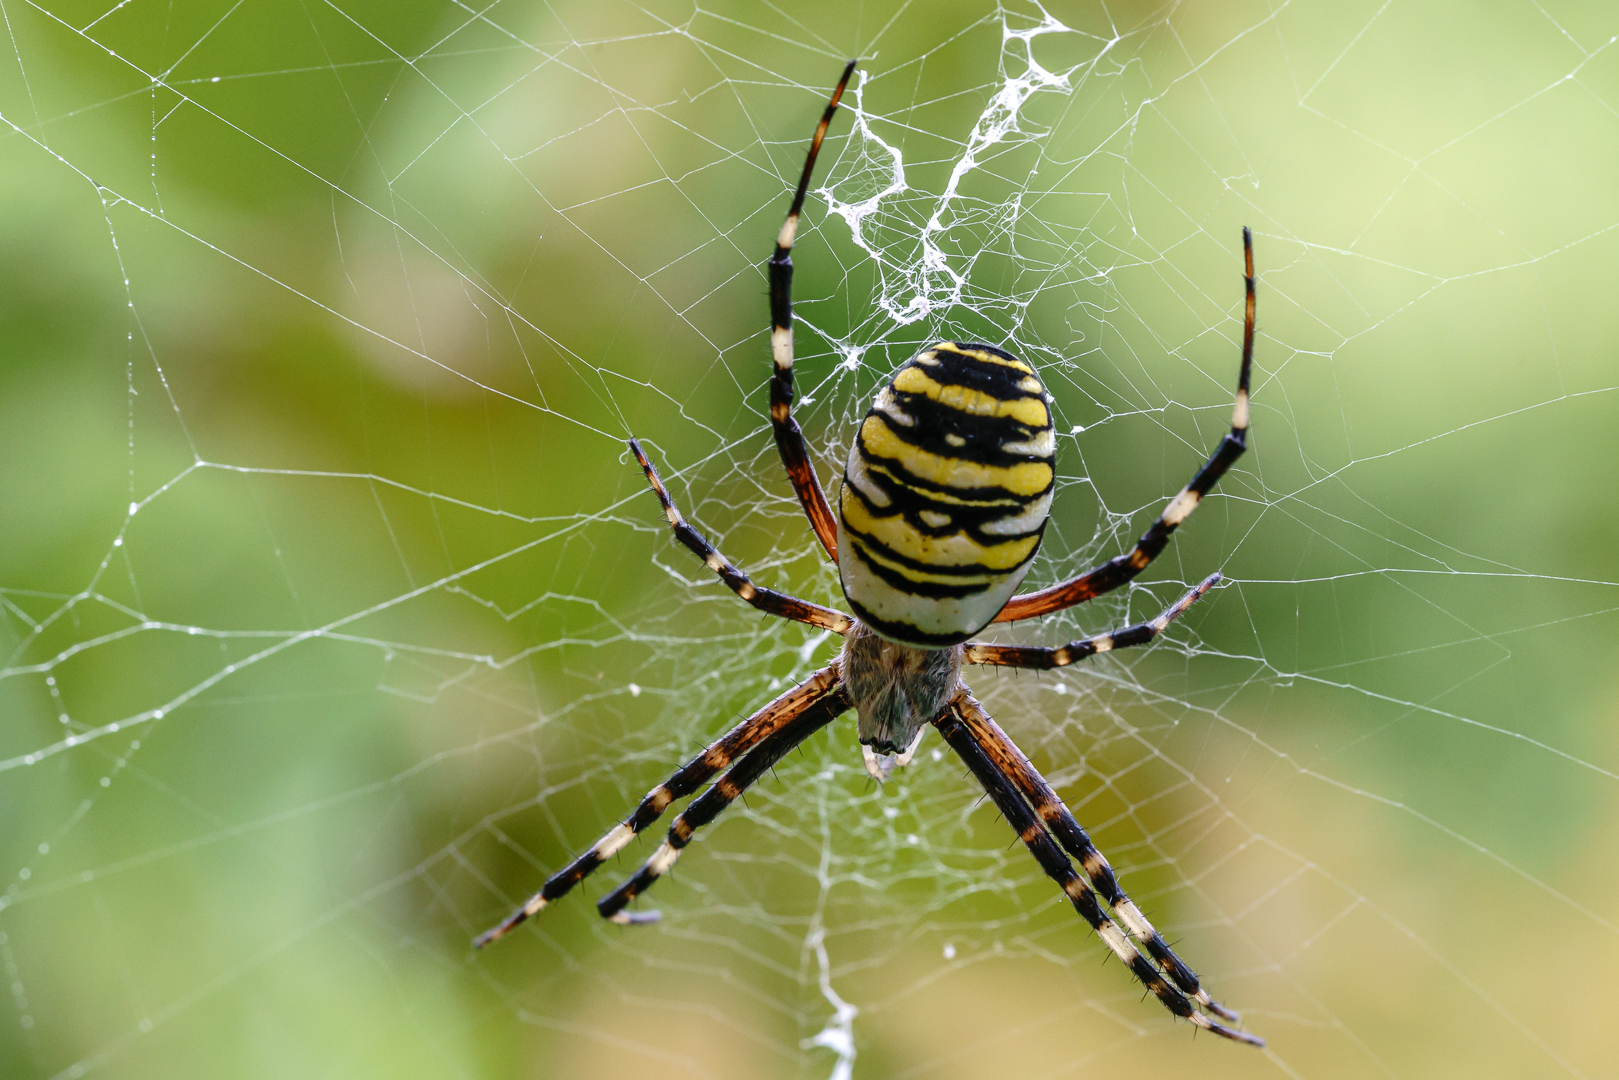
[845,453,891,507]
[1000,429,1055,457]
[981,489,1053,536]
[873,387,915,426]
[836,513,1033,642]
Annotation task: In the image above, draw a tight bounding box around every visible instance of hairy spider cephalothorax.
[476,61,1264,1047]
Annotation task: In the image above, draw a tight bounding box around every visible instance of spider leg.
[474,662,845,947]
[933,693,1262,1046]
[766,60,858,565]
[631,439,852,634]
[994,229,1256,624]
[965,573,1220,669]
[948,691,1241,1024]
[596,687,851,922]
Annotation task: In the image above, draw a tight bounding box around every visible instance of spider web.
[3,1,1619,1077]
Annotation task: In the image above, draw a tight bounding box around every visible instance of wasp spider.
[478,61,1263,1047]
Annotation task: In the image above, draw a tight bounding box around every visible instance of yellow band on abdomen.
[859,416,1053,497]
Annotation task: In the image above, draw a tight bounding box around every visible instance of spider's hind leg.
[992,229,1257,624]
[765,60,858,565]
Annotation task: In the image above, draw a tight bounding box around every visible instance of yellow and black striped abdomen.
[837,342,1055,647]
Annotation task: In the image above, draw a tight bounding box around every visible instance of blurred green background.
[3,2,1618,1077]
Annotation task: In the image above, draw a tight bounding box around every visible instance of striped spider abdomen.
[837,341,1057,647]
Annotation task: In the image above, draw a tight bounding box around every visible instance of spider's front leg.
[951,576,1259,1037]
[474,663,845,946]
[933,693,1262,1046]
[950,693,1242,1025]
[596,687,851,921]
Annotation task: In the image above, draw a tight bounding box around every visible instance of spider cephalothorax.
[476,61,1265,1048]
[840,620,960,762]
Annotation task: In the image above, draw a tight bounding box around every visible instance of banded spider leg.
[475,663,845,945]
